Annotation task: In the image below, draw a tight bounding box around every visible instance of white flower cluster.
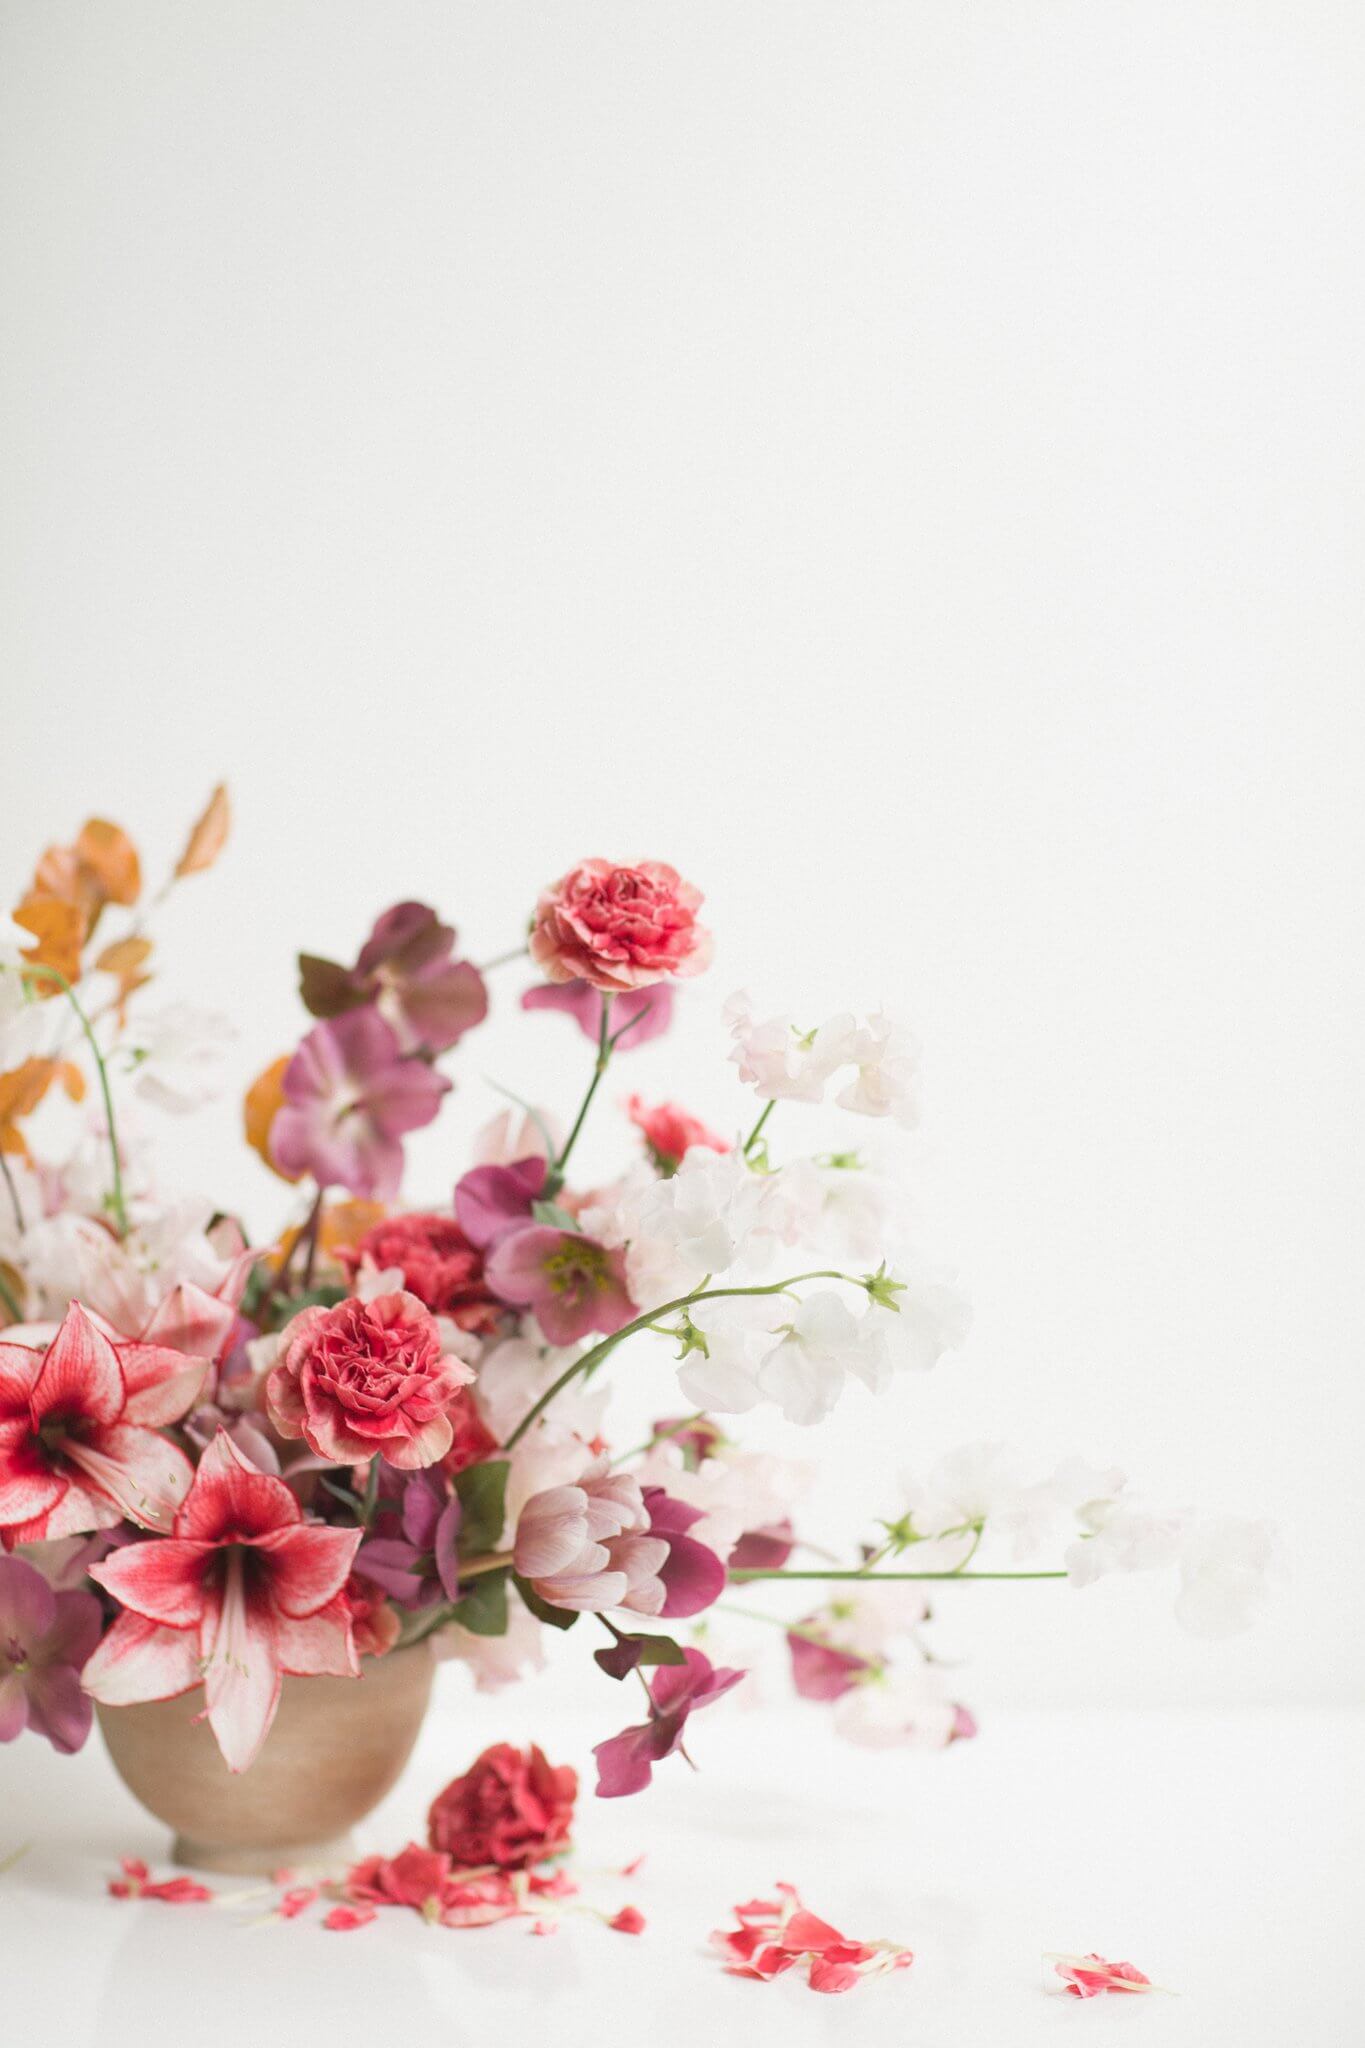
[724,991,921,1127]
[896,1442,1276,1638]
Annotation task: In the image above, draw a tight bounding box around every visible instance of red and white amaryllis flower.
[0,1302,209,1543]
[83,1432,362,1772]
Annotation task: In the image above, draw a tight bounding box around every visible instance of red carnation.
[342,1212,502,1333]
[428,1742,577,1870]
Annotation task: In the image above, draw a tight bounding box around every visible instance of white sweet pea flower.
[675,1294,778,1413]
[0,950,49,1068]
[124,1004,236,1113]
[583,1146,763,1307]
[756,1290,889,1425]
[833,1012,921,1129]
[833,1665,968,1750]
[723,990,852,1104]
[1174,1517,1275,1638]
[1064,1498,1188,1588]
[875,1257,972,1374]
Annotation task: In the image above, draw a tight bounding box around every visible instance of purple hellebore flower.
[353,1470,462,1609]
[485,1224,635,1347]
[521,978,674,1050]
[299,902,488,1055]
[453,1156,548,1251]
[270,1007,451,1201]
[640,1487,726,1618]
[593,1647,745,1798]
[786,1630,874,1702]
[0,1554,102,1754]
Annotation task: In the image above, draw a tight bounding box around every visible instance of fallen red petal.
[323,1903,377,1931]
[608,1905,646,1934]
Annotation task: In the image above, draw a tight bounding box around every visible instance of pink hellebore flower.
[0,1553,102,1753]
[485,1225,634,1347]
[521,979,675,1050]
[269,1009,451,1201]
[514,1463,667,1615]
[0,1302,208,1542]
[299,901,488,1055]
[593,1647,744,1798]
[83,1432,362,1773]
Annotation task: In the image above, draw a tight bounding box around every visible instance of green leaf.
[318,1475,365,1515]
[631,1633,687,1666]
[448,1570,509,1638]
[530,1199,582,1233]
[512,1574,579,1630]
[284,1284,347,1312]
[454,1459,509,1556]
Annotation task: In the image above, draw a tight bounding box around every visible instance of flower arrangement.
[0,795,1271,1795]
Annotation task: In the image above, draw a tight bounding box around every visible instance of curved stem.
[0,1151,25,1236]
[0,1267,23,1322]
[20,966,128,1237]
[502,1268,858,1449]
[742,1098,775,1159]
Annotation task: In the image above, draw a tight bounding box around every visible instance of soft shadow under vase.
[97,1644,435,1875]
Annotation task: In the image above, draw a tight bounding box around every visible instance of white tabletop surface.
[2,1679,1359,2047]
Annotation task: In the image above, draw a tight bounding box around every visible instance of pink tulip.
[83,1432,361,1772]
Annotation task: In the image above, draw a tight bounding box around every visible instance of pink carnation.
[528,861,712,994]
[266,1291,475,1469]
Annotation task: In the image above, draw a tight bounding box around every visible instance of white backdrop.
[1,2,1360,1713]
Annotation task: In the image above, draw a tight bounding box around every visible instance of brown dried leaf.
[175,784,231,878]
[13,893,85,989]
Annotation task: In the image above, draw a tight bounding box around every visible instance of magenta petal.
[787,1633,870,1701]
[522,979,674,1050]
[0,1555,57,1643]
[0,1673,29,1742]
[592,1714,679,1798]
[23,1660,93,1754]
[655,1531,726,1619]
[454,1159,547,1250]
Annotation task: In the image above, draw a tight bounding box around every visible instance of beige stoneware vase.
[97,1644,435,1875]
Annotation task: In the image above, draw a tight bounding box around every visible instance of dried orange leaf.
[175,784,231,878]
[244,1055,300,1181]
[95,933,155,1008]
[13,893,85,988]
[0,1056,87,1155]
[75,819,141,906]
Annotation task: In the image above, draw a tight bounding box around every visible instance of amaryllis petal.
[62,1423,194,1533]
[0,1341,43,1407]
[256,1521,362,1619]
[200,1553,280,1774]
[117,1343,212,1426]
[273,1596,360,1678]
[90,1539,209,1628]
[80,1610,203,1705]
[31,1304,124,1427]
[140,1281,241,1361]
[176,1432,301,1541]
[0,1422,65,1525]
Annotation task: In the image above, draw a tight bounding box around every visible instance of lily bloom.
[83,1432,362,1772]
[0,1302,209,1542]
[486,1225,634,1347]
[269,1009,450,1201]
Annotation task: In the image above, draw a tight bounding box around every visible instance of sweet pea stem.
[742,1099,775,1159]
[19,965,128,1237]
[549,992,613,1188]
[502,1269,859,1448]
[727,1568,1069,1584]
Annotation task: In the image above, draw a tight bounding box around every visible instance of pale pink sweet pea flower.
[486,1225,634,1347]
[270,1009,450,1201]
[84,1432,361,1772]
[0,1554,102,1753]
[0,1302,209,1542]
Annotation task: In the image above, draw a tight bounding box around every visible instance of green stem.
[610,1411,708,1467]
[502,1268,859,1449]
[479,945,529,972]
[742,1098,775,1159]
[728,1567,1069,1584]
[0,1267,23,1322]
[20,965,128,1237]
[0,1150,25,1235]
[549,993,613,1187]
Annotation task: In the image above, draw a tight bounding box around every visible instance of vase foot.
[171,1830,357,1877]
